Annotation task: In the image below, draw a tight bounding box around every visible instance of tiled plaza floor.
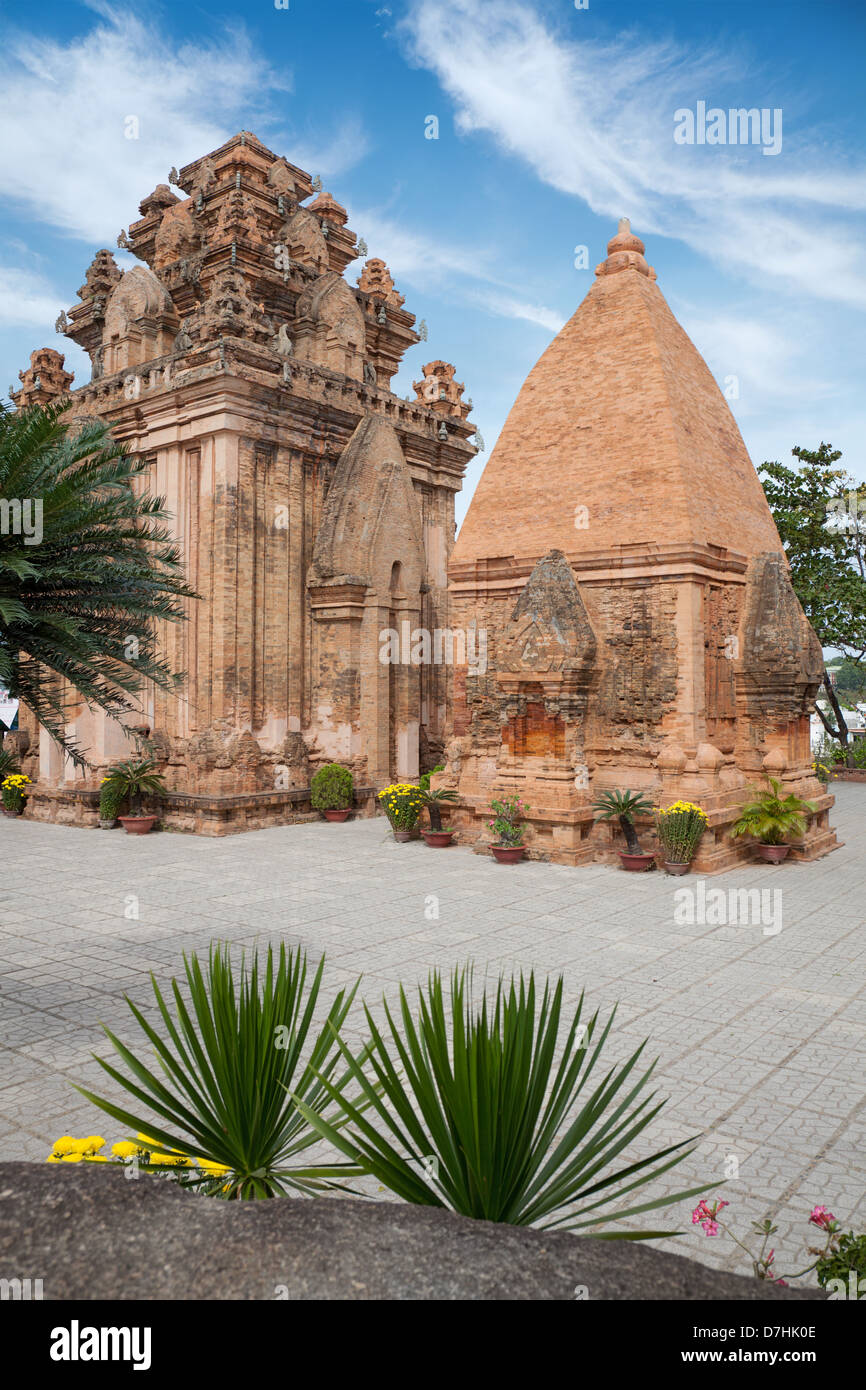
[1,785,864,1283]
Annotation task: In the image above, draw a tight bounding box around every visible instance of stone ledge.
[0,1164,823,1302]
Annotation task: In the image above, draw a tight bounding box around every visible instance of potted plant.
[98,776,125,829]
[102,758,167,835]
[655,800,708,874]
[310,763,354,822]
[487,794,528,863]
[730,777,816,862]
[420,785,459,846]
[1,772,30,817]
[593,789,656,870]
[378,783,424,840]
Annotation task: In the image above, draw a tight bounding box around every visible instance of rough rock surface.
[0,1164,823,1302]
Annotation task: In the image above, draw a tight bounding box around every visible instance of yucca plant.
[730,778,816,846]
[297,969,706,1234]
[0,399,197,765]
[74,944,367,1199]
[592,788,654,854]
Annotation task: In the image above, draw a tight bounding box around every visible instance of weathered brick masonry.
[12,132,476,832]
[439,220,836,869]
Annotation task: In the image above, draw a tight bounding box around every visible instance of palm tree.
[0,399,197,764]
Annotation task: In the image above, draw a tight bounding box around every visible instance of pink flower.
[702,1220,719,1237]
[809,1205,835,1230]
[692,1200,710,1224]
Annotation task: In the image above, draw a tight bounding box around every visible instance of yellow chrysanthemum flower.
[51,1136,80,1157]
[111,1141,140,1159]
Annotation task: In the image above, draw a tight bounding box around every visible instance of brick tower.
[13,132,476,832]
[442,220,836,869]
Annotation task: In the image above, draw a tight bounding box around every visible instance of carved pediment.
[498,550,597,683]
[736,552,823,716]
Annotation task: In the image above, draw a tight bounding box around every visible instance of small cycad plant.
[296,968,706,1234]
[592,788,654,854]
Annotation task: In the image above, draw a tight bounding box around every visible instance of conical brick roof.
[454,221,783,566]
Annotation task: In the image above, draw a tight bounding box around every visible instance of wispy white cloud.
[0,9,292,246]
[0,5,381,267]
[469,290,565,333]
[0,267,65,328]
[287,118,372,181]
[401,0,866,305]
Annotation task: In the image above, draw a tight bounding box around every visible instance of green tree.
[759,443,866,762]
[0,400,197,764]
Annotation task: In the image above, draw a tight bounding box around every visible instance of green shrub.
[98,780,125,819]
[816,1232,866,1298]
[310,763,353,811]
[418,763,444,794]
[730,778,815,846]
[296,968,705,1233]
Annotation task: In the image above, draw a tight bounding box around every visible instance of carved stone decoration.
[273,324,294,358]
[498,550,597,686]
[101,265,180,373]
[413,360,470,418]
[267,157,298,196]
[138,184,179,219]
[187,156,216,202]
[76,249,122,308]
[213,189,263,247]
[736,552,824,718]
[187,268,274,346]
[12,348,74,407]
[308,191,348,229]
[357,257,405,307]
[293,271,366,380]
[282,206,329,273]
[308,413,425,593]
[153,200,201,270]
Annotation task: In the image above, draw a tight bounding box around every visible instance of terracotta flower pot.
[118,815,158,835]
[2,805,24,818]
[422,830,455,847]
[619,852,656,872]
[491,844,525,864]
[323,809,351,822]
[393,829,413,842]
[664,860,690,876]
[756,843,790,863]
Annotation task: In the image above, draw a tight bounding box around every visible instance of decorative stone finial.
[595,219,657,280]
[12,348,74,408]
[357,257,405,308]
[413,360,470,419]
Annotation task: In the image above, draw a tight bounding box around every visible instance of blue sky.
[1,0,863,525]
